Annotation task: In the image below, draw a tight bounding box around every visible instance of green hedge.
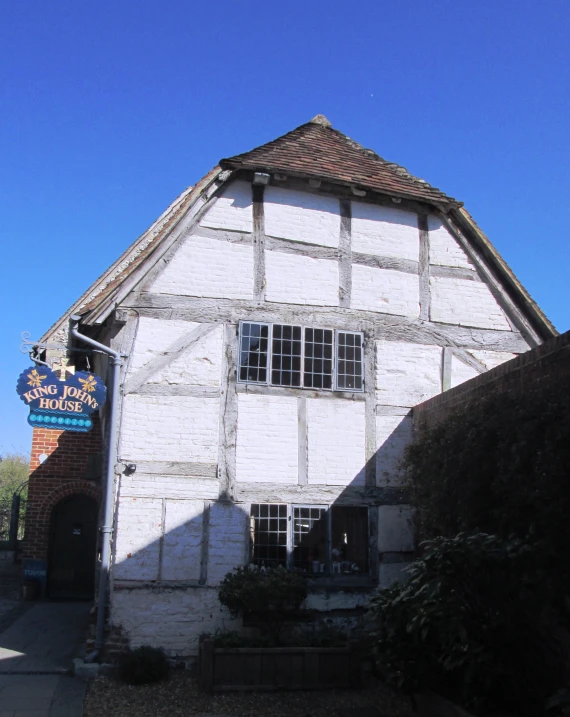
[405,375,570,599]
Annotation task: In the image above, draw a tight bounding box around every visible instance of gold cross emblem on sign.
[52,357,76,382]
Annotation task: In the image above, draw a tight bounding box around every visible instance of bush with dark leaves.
[368,533,565,716]
[218,565,307,641]
[118,645,170,685]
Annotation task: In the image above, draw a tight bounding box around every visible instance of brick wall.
[413,329,570,429]
[24,419,102,560]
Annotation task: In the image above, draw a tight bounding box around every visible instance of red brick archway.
[24,480,101,561]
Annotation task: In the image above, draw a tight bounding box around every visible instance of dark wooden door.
[48,494,98,599]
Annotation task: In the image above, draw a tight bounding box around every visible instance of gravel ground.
[84,670,415,717]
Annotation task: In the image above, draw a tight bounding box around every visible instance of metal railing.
[0,486,28,547]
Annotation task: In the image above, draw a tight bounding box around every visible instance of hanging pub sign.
[16,360,106,433]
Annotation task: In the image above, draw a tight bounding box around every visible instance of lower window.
[250,504,369,576]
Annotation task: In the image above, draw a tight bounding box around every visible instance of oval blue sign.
[17,365,107,432]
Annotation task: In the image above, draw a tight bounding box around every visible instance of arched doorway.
[48,494,98,599]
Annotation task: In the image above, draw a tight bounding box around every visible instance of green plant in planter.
[367,533,563,716]
[218,565,307,642]
[118,645,170,685]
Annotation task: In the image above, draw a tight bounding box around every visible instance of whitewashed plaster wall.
[150,234,254,300]
[375,414,413,486]
[428,216,474,269]
[450,354,479,388]
[264,186,340,247]
[111,588,240,656]
[351,265,419,317]
[235,394,299,484]
[201,180,253,232]
[120,394,219,462]
[376,340,443,407]
[307,400,366,485]
[127,319,201,375]
[265,251,339,306]
[469,349,517,369]
[352,202,419,261]
[430,276,511,330]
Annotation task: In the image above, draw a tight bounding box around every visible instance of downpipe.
[69,315,125,663]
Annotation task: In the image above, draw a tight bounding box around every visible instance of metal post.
[69,316,125,662]
[9,494,21,550]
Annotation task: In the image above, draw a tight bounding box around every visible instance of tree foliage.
[0,452,29,503]
[368,534,566,716]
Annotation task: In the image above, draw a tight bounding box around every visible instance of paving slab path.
[0,601,91,717]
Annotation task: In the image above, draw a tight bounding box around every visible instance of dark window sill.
[306,576,376,591]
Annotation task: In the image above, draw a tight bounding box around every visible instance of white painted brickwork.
[207,503,248,586]
[201,180,253,232]
[153,325,223,386]
[378,505,415,552]
[305,591,370,611]
[150,234,254,300]
[352,202,419,262]
[428,216,474,269]
[120,475,219,500]
[111,587,240,656]
[121,395,219,462]
[450,354,479,388]
[114,497,162,581]
[430,276,511,330]
[307,400,366,485]
[264,186,340,247]
[128,318,199,375]
[351,264,419,317]
[469,349,518,369]
[236,394,298,484]
[265,251,339,306]
[162,500,204,582]
[376,414,413,486]
[376,340,442,407]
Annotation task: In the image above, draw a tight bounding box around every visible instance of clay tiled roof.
[220,115,460,208]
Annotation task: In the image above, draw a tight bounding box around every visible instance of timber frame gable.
[41,115,555,350]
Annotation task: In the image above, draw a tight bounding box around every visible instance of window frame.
[249,502,370,580]
[334,329,364,392]
[237,322,364,393]
[237,321,271,385]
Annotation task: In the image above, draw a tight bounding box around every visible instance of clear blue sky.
[1,0,569,455]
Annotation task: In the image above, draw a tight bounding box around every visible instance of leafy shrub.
[218,565,307,641]
[547,690,570,716]
[368,533,564,716]
[213,622,348,648]
[118,645,170,685]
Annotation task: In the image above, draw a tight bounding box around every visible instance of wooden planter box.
[199,639,361,692]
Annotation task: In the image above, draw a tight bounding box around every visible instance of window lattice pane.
[271,324,302,387]
[239,323,269,383]
[331,506,368,574]
[336,332,363,390]
[293,506,328,573]
[303,328,333,389]
[250,504,288,568]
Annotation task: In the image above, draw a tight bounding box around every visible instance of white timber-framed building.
[33,115,556,656]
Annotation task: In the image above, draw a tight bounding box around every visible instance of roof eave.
[220,158,462,211]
